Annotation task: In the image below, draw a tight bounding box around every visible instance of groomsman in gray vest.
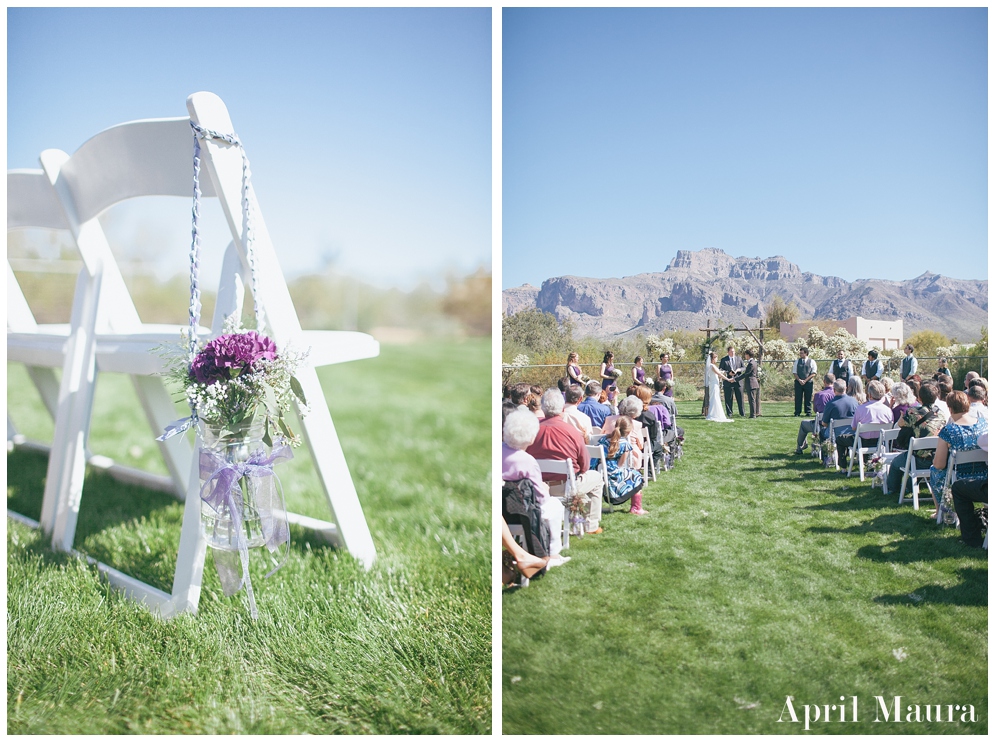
[734,349,761,418]
[900,344,918,381]
[793,346,818,416]
[719,345,745,416]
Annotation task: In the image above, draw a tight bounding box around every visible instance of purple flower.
[189,331,278,385]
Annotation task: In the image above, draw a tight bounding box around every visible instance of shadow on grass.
[8,447,343,594]
[873,567,988,607]
[808,512,925,536]
[801,489,889,512]
[856,533,979,564]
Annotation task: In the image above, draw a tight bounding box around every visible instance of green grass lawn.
[7,338,491,734]
[502,403,987,734]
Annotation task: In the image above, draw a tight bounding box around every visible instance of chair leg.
[294,367,377,569]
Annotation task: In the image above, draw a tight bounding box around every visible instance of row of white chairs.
[820,414,987,547]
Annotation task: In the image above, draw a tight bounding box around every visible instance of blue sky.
[8,7,491,290]
[503,7,987,289]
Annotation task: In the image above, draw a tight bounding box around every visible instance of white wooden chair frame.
[846,422,893,481]
[826,417,853,470]
[898,436,940,510]
[536,458,576,551]
[937,448,988,525]
[585,443,610,513]
[873,428,902,493]
[7,92,379,618]
[641,426,657,483]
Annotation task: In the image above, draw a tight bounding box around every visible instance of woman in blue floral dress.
[929,391,988,495]
[596,417,646,514]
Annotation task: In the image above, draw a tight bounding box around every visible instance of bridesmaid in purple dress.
[565,352,584,387]
[631,356,646,386]
[600,351,618,405]
[657,353,674,398]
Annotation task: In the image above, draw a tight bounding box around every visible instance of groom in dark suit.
[718,345,745,417]
[734,349,761,418]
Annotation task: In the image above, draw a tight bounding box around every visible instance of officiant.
[719,345,745,417]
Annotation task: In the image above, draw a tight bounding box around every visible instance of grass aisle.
[7,339,490,734]
[502,403,987,734]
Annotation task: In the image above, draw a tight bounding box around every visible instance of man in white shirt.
[967,385,988,420]
[900,344,918,381]
[561,386,595,442]
[861,349,883,383]
[793,347,817,417]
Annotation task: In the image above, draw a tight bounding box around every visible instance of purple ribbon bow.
[199,441,293,618]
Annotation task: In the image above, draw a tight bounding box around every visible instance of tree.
[764,295,799,331]
[904,329,951,359]
[502,309,574,357]
[442,268,491,336]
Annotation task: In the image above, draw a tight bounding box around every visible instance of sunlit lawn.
[502,403,987,734]
[7,338,491,734]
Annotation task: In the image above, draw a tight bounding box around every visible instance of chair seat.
[297,330,380,367]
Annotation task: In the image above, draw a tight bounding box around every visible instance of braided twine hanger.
[185,120,267,421]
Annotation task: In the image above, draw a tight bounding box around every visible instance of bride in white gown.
[705,351,733,422]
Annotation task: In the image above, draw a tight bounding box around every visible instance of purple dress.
[567,363,583,386]
[602,363,617,399]
[634,367,645,385]
[658,363,674,397]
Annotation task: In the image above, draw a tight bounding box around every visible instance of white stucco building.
[780,316,904,350]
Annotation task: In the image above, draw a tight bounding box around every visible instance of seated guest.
[795,373,836,454]
[502,400,518,425]
[935,357,952,379]
[651,379,683,440]
[596,416,646,515]
[929,390,988,497]
[952,432,988,548]
[969,376,988,399]
[525,392,542,419]
[502,410,568,564]
[527,390,605,535]
[556,375,572,395]
[963,371,980,391]
[501,517,549,585]
[906,378,921,400]
[837,380,892,455]
[846,375,866,404]
[820,379,858,465]
[578,381,611,429]
[561,385,594,442]
[934,381,953,422]
[635,386,666,468]
[889,382,916,424]
[886,382,946,496]
[880,376,895,406]
[510,382,531,409]
[602,395,646,468]
[967,384,988,420]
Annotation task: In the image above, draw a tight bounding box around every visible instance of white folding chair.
[898,436,940,510]
[8,171,209,535]
[589,426,603,439]
[536,458,576,550]
[8,92,381,617]
[826,417,853,470]
[874,428,903,493]
[586,443,611,513]
[641,426,657,483]
[505,523,530,587]
[937,448,988,525]
[847,422,892,481]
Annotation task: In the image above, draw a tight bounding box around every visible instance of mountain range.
[502,248,988,341]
